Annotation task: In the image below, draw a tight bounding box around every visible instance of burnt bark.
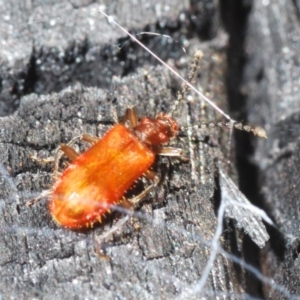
[235,1,300,299]
[0,0,284,299]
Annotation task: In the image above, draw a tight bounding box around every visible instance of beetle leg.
[155,147,189,162]
[81,134,99,145]
[30,154,55,164]
[53,144,80,178]
[29,137,82,207]
[26,189,52,207]
[54,135,82,177]
[120,197,134,210]
[127,184,154,206]
[59,144,80,161]
[144,170,159,183]
[55,133,99,172]
[128,171,160,207]
[94,172,160,255]
[93,215,130,259]
[122,107,138,130]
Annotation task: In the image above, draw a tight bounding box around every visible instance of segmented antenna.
[181,122,267,138]
[99,10,267,139]
[173,51,267,139]
[169,50,203,117]
[99,9,233,122]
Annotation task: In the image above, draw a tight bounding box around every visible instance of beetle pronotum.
[28,10,266,233]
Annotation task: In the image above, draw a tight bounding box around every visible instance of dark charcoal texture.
[224,0,300,299]
[0,0,279,299]
[0,0,196,116]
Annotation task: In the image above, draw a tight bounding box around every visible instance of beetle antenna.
[180,122,267,139]
[169,50,203,117]
[99,9,234,122]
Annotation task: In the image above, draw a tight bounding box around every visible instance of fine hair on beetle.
[0,6,284,300]
[28,10,266,236]
[29,48,266,235]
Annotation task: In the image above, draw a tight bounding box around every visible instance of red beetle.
[49,108,185,229]
[47,51,266,229]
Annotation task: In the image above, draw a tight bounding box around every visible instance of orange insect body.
[49,114,179,229]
